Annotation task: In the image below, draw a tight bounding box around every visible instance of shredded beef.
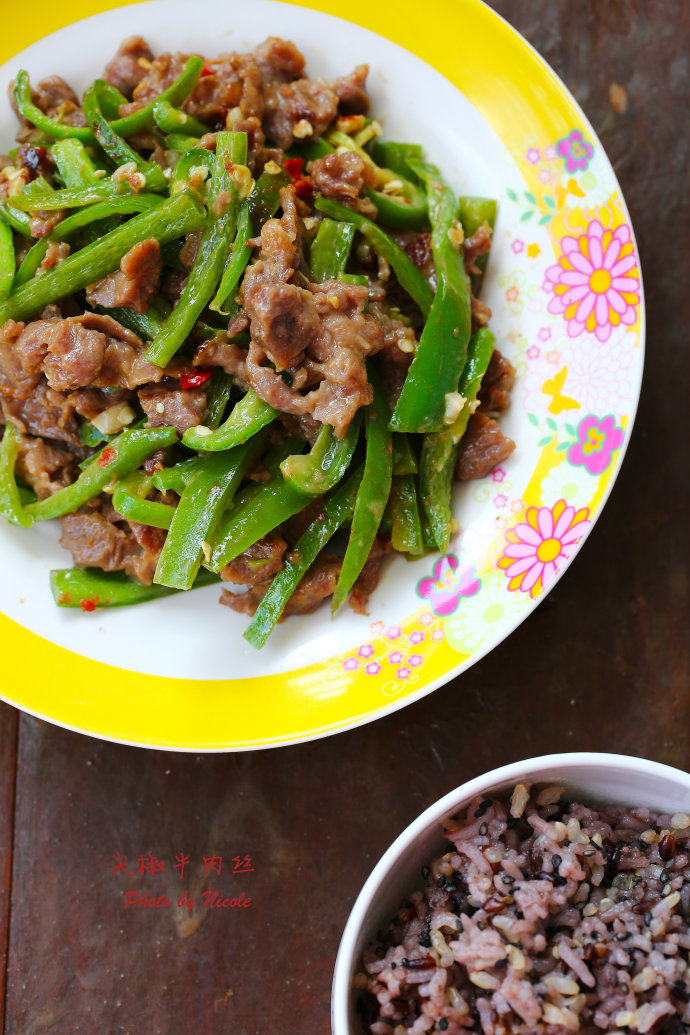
[0,319,43,398]
[41,242,70,270]
[463,219,493,275]
[393,231,435,282]
[333,64,370,114]
[103,36,154,98]
[455,412,515,481]
[219,532,286,586]
[307,151,376,202]
[471,294,492,331]
[138,382,207,433]
[478,349,516,414]
[254,38,305,82]
[29,211,63,239]
[86,238,162,314]
[15,435,75,499]
[60,507,165,585]
[194,335,248,387]
[349,536,390,614]
[33,76,85,127]
[2,382,81,448]
[262,76,338,149]
[221,553,341,616]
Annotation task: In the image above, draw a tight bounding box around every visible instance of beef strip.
[454,412,515,481]
[254,38,305,83]
[138,382,207,433]
[463,220,493,275]
[478,350,516,415]
[15,435,76,499]
[333,65,370,114]
[221,553,341,617]
[86,237,162,314]
[307,151,376,203]
[103,36,154,98]
[219,532,287,586]
[2,381,81,448]
[262,75,338,149]
[60,506,166,585]
[193,335,249,388]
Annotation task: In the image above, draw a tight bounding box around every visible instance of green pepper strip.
[182,388,276,451]
[390,159,472,433]
[244,468,363,649]
[146,132,248,367]
[458,195,497,296]
[112,471,175,530]
[82,81,167,192]
[205,369,234,428]
[9,180,137,211]
[0,200,31,237]
[153,99,209,137]
[419,327,495,553]
[309,218,355,282]
[0,219,14,301]
[280,412,362,496]
[13,59,202,144]
[222,435,305,515]
[314,196,432,316]
[247,167,291,232]
[16,194,162,287]
[392,433,418,475]
[171,147,216,193]
[370,141,423,181]
[0,424,32,527]
[0,190,205,324]
[332,368,392,612]
[25,427,178,522]
[164,132,205,154]
[151,457,203,494]
[50,139,102,189]
[389,474,423,554]
[154,433,265,590]
[209,474,309,572]
[50,566,218,609]
[93,294,171,343]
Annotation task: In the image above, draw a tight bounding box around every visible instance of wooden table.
[0,2,688,1031]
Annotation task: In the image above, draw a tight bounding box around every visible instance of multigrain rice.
[357,785,690,1033]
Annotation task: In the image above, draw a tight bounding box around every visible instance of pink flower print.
[409,655,423,668]
[527,345,540,360]
[556,129,594,173]
[499,499,590,597]
[357,643,374,659]
[511,498,525,514]
[511,239,525,254]
[568,414,624,475]
[492,467,506,483]
[416,555,481,617]
[526,148,540,165]
[494,494,508,509]
[419,612,433,626]
[538,168,551,184]
[343,656,359,671]
[430,629,444,641]
[386,625,401,640]
[538,327,551,341]
[388,651,403,665]
[365,662,381,676]
[409,631,425,645]
[397,667,411,680]
[543,220,640,343]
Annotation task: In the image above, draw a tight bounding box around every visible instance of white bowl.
[331,752,690,1034]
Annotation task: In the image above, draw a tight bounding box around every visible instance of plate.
[0,0,644,749]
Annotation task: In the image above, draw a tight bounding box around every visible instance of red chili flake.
[283,157,303,181]
[98,447,116,469]
[200,65,213,78]
[79,597,99,612]
[180,369,212,389]
[293,176,314,200]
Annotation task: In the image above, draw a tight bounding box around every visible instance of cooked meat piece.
[33,75,79,114]
[178,229,203,270]
[471,294,492,332]
[221,552,341,617]
[15,435,76,499]
[0,319,44,399]
[125,521,166,585]
[138,382,207,433]
[333,64,370,114]
[478,350,516,414]
[86,238,162,314]
[130,51,187,106]
[367,301,416,410]
[247,282,321,372]
[103,36,154,98]
[463,220,493,275]
[41,242,70,270]
[219,532,287,586]
[307,151,376,203]
[392,231,435,283]
[2,381,81,448]
[39,313,163,391]
[66,386,133,421]
[194,335,248,388]
[60,508,165,586]
[17,144,50,180]
[262,76,338,149]
[454,412,515,482]
[349,536,390,614]
[254,38,305,83]
[29,211,63,239]
[161,269,188,306]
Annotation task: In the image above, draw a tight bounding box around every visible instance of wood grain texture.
[2,2,689,1033]
[0,704,18,1035]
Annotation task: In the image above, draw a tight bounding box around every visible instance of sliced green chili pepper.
[82,81,167,192]
[50,566,218,608]
[332,368,392,612]
[164,132,205,154]
[280,412,362,496]
[205,369,234,428]
[153,99,209,137]
[309,218,355,282]
[154,433,264,590]
[247,166,291,232]
[92,294,171,343]
[458,195,497,296]
[146,132,248,367]
[9,180,136,211]
[151,456,203,494]
[244,467,363,649]
[112,471,175,530]
[0,189,205,324]
[79,420,111,448]
[24,426,177,522]
[96,82,128,119]
[418,327,495,552]
[0,219,14,301]
[171,147,216,193]
[392,433,418,475]
[16,193,162,287]
[0,424,32,527]
[390,159,472,432]
[50,139,102,189]
[314,196,432,316]
[370,141,423,181]
[182,388,276,451]
[0,200,31,237]
[389,474,423,554]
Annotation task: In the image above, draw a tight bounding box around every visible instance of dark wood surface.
[1,2,688,1032]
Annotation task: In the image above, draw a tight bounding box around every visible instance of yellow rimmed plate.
[0,0,644,749]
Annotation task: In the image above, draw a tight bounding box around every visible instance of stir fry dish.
[0,35,515,647]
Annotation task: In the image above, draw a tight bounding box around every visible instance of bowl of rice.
[332,752,690,1035]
